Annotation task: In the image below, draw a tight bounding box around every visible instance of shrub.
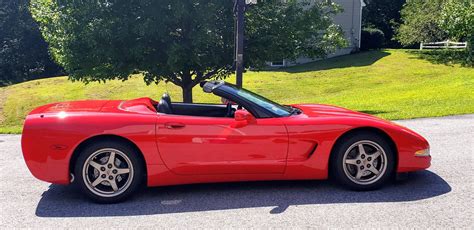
[361,28,385,50]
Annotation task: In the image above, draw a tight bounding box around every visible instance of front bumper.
[398,154,431,173]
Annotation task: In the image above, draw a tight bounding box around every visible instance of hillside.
[1,49,473,133]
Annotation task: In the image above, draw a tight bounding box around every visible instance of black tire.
[331,131,395,190]
[74,141,144,203]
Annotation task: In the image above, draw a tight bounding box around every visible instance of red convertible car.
[22,81,431,203]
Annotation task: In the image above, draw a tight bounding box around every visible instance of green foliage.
[396,0,448,46]
[0,0,62,86]
[361,28,385,50]
[439,0,474,65]
[439,0,474,40]
[30,0,346,102]
[362,0,405,47]
[245,0,346,66]
[396,0,473,65]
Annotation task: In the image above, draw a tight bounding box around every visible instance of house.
[270,0,366,67]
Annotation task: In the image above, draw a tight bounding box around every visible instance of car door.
[156,113,289,175]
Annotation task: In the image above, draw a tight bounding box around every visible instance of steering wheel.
[225,103,235,117]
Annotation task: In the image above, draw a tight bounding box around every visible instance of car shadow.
[35,170,450,217]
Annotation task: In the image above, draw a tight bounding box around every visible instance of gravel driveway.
[1,115,473,228]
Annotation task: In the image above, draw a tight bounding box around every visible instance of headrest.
[162,93,171,104]
[161,93,172,110]
[157,99,172,114]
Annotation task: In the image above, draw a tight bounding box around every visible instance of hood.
[293,103,427,140]
[293,104,379,119]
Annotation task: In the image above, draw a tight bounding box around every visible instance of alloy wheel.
[342,140,388,185]
[82,148,134,198]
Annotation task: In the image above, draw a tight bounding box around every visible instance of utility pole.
[234,0,245,88]
[234,0,256,88]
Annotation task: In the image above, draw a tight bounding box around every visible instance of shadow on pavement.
[35,170,450,217]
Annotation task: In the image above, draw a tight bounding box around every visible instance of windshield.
[225,84,292,116]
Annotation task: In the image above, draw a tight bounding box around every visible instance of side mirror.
[232,110,253,128]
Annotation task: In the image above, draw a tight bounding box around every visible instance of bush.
[361,28,385,50]
[408,49,473,67]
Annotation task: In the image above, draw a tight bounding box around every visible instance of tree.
[0,0,62,86]
[439,0,474,40]
[362,0,405,47]
[439,0,473,63]
[360,28,385,50]
[30,0,346,102]
[395,0,448,46]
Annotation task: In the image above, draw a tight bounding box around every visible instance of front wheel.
[74,141,143,203]
[331,132,395,190]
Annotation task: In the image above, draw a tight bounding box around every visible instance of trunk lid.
[28,100,109,115]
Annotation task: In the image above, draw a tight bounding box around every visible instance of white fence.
[420,40,468,50]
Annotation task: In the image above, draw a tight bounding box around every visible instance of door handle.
[164,122,186,129]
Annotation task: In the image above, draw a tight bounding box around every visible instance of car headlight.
[415,148,430,157]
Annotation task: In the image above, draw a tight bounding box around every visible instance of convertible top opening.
[156,80,296,119]
[155,94,232,118]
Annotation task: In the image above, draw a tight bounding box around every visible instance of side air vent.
[306,143,318,159]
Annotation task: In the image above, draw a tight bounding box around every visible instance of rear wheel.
[331,132,395,190]
[74,141,143,203]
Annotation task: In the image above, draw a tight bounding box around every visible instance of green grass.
[1,49,473,134]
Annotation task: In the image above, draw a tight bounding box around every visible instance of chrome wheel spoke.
[89,161,103,170]
[109,179,119,191]
[345,159,358,165]
[108,152,116,166]
[116,168,130,175]
[355,169,364,180]
[91,178,104,187]
[371,151,381,160]
[368,167,380,175]
[358,144,366,155]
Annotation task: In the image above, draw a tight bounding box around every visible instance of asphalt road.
[1,115,473,228]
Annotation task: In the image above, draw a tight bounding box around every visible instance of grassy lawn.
[0,49,473,134]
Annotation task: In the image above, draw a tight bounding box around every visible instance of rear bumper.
[21,119,72,185]
[23,159,70,184]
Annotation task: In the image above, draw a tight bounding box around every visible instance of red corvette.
[22,81,431,203]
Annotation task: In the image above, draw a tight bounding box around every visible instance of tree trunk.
[180,71,195,103]
[181,85,193,103]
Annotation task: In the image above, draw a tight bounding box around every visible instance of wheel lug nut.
[100,167,106,171]
[367,157,372,161]
[361,155,365,159]
[367,164,371,168]
[109,176,113,180]
[356,160,361,164]
[108,164,112,168]
[360,166,364,170]
[101,174,106,178]
[112,169,118,174]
